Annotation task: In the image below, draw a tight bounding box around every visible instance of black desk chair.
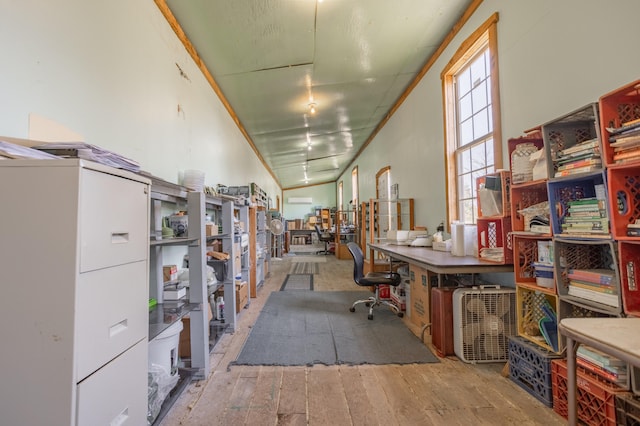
[346,242,403,320]
[315,224,333,255]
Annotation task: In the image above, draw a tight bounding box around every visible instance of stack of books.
[608,118,640,164]
[576,344,627,387]
[566,268,618,307]
[560,197,609,236]
[555,138,601,177]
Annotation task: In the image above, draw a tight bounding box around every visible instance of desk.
[289,229,314,245]
[559,318,640,425]
[368,243,513,285]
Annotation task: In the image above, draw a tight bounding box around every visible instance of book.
[554,165,600,177]
[557,158,602,171]
[567,268,614,284]
[559,138,599,155]
[569,280,616,294]
[577,344,626,368]
[568,285,619,307]
[576,357,627,385]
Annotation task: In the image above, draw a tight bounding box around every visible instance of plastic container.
[149,320,184,376]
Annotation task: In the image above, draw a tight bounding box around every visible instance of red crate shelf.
[513,234,554,291]
[509,136,546,185]
[477,216,513,264]
[552,359,627,426]
[510,179,550,233]
[618,241,640,317]
[608,165,640,240]
[477,170,511,218]
[600,79,640,167]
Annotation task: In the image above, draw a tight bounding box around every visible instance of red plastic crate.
[510,180,549,232]
[508,136,546,184]
[513,235,554,290]
[618,241,640,317]
[615,393,640,426]
[476,170,511,218]
[477,216,513,264]
[608,165,640,240]
[552,359,627,426]
[599,79,640,167]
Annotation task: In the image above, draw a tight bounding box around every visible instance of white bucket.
[149,320,184,376]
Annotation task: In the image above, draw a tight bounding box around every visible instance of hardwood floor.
[159,247,564,426]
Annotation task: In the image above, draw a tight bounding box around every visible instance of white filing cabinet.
[0,159,150,426]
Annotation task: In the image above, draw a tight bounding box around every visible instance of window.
[338,181,343,211]
[351,166,359,223]
[442,13,502,224]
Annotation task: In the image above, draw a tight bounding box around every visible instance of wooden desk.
[289,229,314,245]
[559,318,640,425]
[368,243,513,285]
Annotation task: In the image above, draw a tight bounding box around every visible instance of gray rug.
[280,274,314,291]
[289,262,320,275]
[233,291,439,366]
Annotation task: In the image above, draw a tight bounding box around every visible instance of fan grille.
[453,288,517,363]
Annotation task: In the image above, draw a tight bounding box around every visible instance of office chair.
[315,224,333,255]
[346,242,403,320]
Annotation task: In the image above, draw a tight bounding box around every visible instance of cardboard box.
[179,305,214,358]
[409,265,431,329]
[205,223,218,236]
[163,286,186,300]
[378,284,391,300]
[236,281,248,313]
[390,282,407,311]
[163,265,178,282]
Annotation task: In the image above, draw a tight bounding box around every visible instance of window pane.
[459,93,472,121]
[460,173,473,198]
[485,139,494,165]
[472,81,487,111]
[457,67,471,96]
[473,108,489,138]
[484,49,490,76]
[460,199,474,224]
[459,149,471,173]
[460,119,473,145]
[470,143,486,170]
[470,54,486,86]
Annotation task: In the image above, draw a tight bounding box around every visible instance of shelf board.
[516,281,556,296]
[149,301,199,341]
[150,236,200,247]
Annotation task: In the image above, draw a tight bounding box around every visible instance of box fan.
[453,286,516,363]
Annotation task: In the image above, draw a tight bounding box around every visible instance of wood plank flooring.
[159,247,564,426]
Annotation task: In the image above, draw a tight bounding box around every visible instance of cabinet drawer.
[76,340,147,426]
[79,169,149,273]
[76,261,148,380]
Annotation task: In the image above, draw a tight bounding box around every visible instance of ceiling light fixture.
[308,103,317,115]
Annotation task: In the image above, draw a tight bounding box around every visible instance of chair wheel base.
[349,307,355,312]
[365,302,371,307]
[397,312,404,318]
[368,314,373,320]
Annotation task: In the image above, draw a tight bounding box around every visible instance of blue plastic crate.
[508,335,562,407]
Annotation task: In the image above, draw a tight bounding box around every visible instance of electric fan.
[269,218,284,258]
[453,287,516,363]
[269,218,284,236]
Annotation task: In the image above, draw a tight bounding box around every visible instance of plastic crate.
[552,359,627,426]
[547,171,611,238]
[508,335,562,407]
[508,136,546,184]
[599,79,640,167]
[616,393,640,426]
[477,216,513,264]
[477,170,511,218]
[607,165,640,240]
[618,241,640,317]
[542,103,602,178]
[513,235,554,290]
[553,238,623,315]
[516,286,559,353]
[510,180,549,232]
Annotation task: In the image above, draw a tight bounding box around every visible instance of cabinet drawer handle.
[110,407,129,426]
[109,319,128,337]
[111,232,130,244]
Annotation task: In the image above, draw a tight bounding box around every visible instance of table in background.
[289,229,314,245]
[559,318,640,426]
[367,243,513,286]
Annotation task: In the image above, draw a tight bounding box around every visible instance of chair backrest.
[314,224,323,237]
[346,242,365,283]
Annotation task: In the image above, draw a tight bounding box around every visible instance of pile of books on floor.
[576,344,628,387]
[555,138,601,177]
[560,197,609,236]
[566,268,619,307]
[608,118,640,164]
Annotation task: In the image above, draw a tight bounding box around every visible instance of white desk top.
[559,318,640,364]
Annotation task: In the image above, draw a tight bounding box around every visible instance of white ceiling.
[159,0,472,189]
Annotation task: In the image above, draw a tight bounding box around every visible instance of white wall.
[338,0,640,236]
[0,0,279,197]
[283,182,337,220]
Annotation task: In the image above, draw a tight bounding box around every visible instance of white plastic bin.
[148,320,183,376]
